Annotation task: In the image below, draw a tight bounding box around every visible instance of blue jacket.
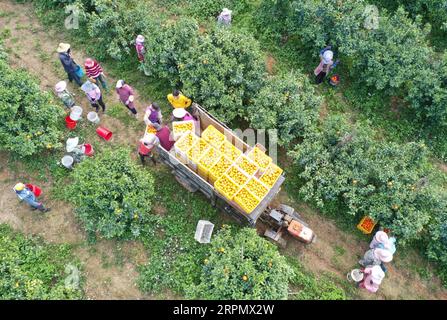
[59,52,77,74]
[15,188,41,208]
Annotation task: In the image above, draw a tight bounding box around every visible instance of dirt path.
[1,0,447,300]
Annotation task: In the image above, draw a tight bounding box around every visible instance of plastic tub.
[62,155,74,169]
[65,115,77,130]
[70,106,83,121]
[82,144,94,157]
[87,111,100,124]
[96,126,113,141]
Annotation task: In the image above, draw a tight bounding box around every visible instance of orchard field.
[1,0,447,300]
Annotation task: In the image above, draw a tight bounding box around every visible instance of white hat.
[173,108,187,119]
[323,50,334,64]
[374,231,389,245]
[136,35,145,43]
[140,134,157,146]
[369,265,385,284]
[66,137,79,152]
[57,43,71,53]
[55,81,67,93]
[221,8,232,16]
[116,80,125,89]
[374,248,393,263]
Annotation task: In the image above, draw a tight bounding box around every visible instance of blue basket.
[75,65,85,78]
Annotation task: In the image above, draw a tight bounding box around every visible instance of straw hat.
[66,137,79,152]
[116,80,125,89]
[55,81,67,93]
[323,50,334,64]
[85,58,95,68]
[14,183,26,192]
[136,35,145,43]
[374,248,393,263]
[173,108,187,119]
[57,43,70,53]
[221,8,232,16]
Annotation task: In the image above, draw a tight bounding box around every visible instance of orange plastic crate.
[357,216,377,234]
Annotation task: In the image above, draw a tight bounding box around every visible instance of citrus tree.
[0,49,64,157]
[0,224,82,300]
[187,226,292,300]
[64,148,156,239]
[289,115,432,243]
[248,72,321,146]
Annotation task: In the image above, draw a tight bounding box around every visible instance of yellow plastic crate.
[219,140,242,162]
[187,139,210,162]
[247,147,272,170]
[174,132,199,163]
[172,120,195,140]
[209,156,232,184]
[198,147,222,180]
[226,165,249,186]
[202,125,226,148]
[236,155,259,176]
[245,178,269,201]
[259,163,283,188]
[214,174,241,201]
[234,187,260,214]
[357,216,377,234]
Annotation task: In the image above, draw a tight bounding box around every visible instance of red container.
[96,126,113,141]
[65,115,77,130]
[82,144,94,157]
[25,184,42,197]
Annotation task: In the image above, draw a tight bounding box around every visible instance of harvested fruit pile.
[172,120,195,140]
[260,163,283,188]
[234,188,259,214]
[236,155,259,176]
[202,125,226,148]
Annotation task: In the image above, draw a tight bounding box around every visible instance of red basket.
[65,115,77,130]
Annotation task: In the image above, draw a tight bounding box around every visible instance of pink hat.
[136,35,145,44]
[55,81,67,93]
[374,231,389,244]
[85,58,94,68]
[374,248,393,263]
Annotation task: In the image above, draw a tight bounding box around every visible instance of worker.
[84,58,108,91]
[138,134,159,166]
[369,231,390,249]
[13,183,50,213]
[135,35,146,63]
[217,8,232,26]
[167,89,192,109]
[57,43,82,87]
[358,265,385,293]
[172,108,194,121]
[81,80,106,113]
[116,80,137,118]
[66,137,86,163]
[144,102,162,126]
[314,46,338,85]
[359,248,393,267]
[156,125,175,151]
[55,81,75,110]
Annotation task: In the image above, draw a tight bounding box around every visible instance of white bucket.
[347,269,364,282]
[61,155,74,169]
[70,106,83,121]
[87,111,100,124]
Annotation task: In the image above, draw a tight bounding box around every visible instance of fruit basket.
[247,147,272,170]
[245,178,269,201]
[209,156,232,184]
[187,138,210,172]
[214,174,241,201]
[174,132,199,163]
[236,155,259,176]
[226,165,249,186]
[357,216,377,234]
[259,163,283,188]
[202,125,226,148]
[234,187,260,214]
[172,120,195,140]
[146,124,158,135]
[219,140,242,162]
[198,147,222,180]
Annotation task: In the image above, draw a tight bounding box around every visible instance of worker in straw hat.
[13,183,50,213]
[84,58,108,91]
[138,134,159,165]
[217,8,232,26]
[57,43,82,87]
[172,108,194,122]
[55,81,76,110]
[359,247,393,267]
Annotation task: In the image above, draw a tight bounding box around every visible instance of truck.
[152,103,316,246]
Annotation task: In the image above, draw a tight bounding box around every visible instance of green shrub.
[248,72,321,146]
[0,50,64,157]
[0,224,83,300]
[64,147,157,240]
[186,226,292,300]
[289,115,432,244]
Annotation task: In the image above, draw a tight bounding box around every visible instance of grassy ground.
[1,0,446,300]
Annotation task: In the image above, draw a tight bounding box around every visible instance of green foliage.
[186,226,292,300]
[248,72,321,146]
[64,147,157,240]
[0,224,82,300]
[186,0,251,18]
[289,115,432,243]
[0,53,64,157]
